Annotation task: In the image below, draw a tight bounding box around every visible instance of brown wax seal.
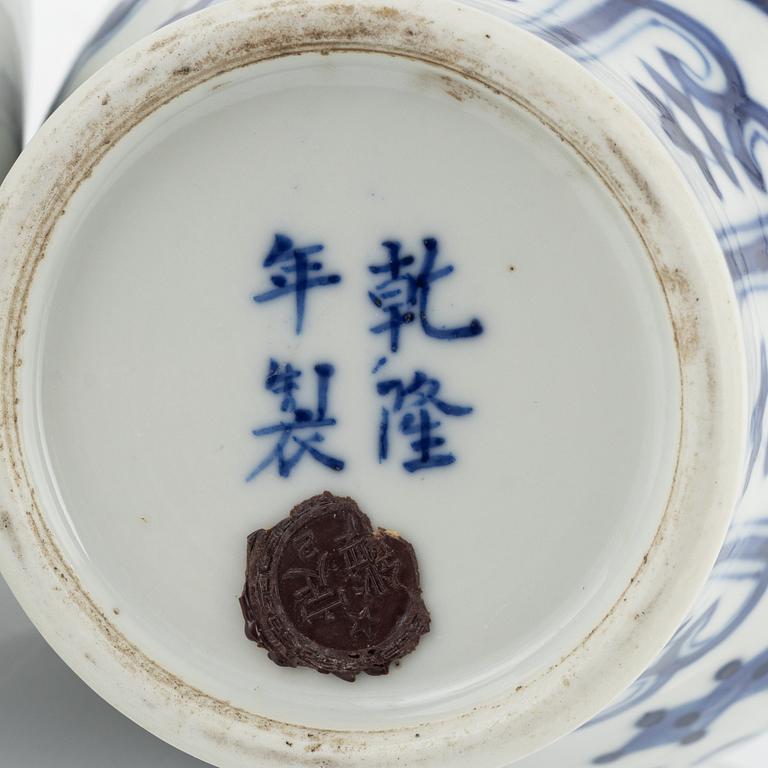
[239,492,430,681]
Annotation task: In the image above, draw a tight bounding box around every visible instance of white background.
[4,0,766,765]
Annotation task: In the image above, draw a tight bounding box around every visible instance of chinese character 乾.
[368,237,484,353]
[253,233,342,335]
[247,359,345,480]
[377,370,473,473]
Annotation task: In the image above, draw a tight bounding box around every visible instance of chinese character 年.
[253,233,342,335]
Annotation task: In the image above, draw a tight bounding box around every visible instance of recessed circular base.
[0,1,745,766]
[27,50,678,729]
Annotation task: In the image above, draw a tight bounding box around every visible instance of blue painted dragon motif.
[520,0,768,201]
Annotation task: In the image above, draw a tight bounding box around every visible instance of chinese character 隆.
[253,233,342,335]
[377,370,473,473]
[368,237,484,353]
[247,359,345,480]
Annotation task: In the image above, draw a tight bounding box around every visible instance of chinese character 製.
[247,359,345,480]
[253,233,342,335]
[377,370,473,473]
[368,237,484,353]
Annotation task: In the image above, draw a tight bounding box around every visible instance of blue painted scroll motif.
[498,0,768,763]
[591,518,768,762]
[526,0,768,201]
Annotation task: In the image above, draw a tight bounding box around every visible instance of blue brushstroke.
[593,649,768,764]
[745,0,768,14]
[368,238,484,353]
[534,0,768,198]
[252,233,342,335]
[160,0,219,28]
[589,519,768,725]
[248,359,345,480]
[377,370,474,472]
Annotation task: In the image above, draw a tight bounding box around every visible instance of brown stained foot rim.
[240,492,430,681]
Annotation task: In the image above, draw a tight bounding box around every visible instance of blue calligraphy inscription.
[368,238,484,353]
[247,359,345,480]
[253,233,342,335]
[377,370,473,473]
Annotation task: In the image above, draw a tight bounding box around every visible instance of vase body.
[13,1,768,766]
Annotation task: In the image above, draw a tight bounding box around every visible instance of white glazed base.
[27,51,679,729]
